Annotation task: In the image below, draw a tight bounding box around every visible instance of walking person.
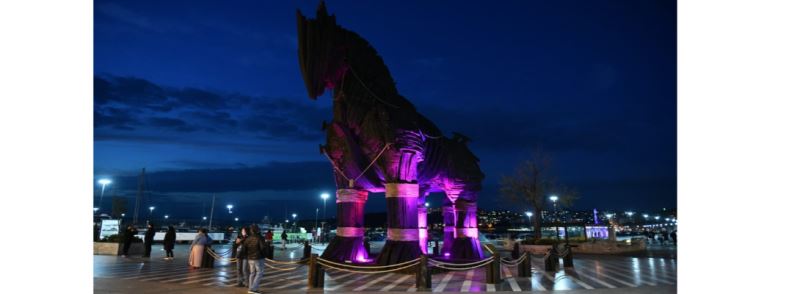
[121,225,135,257]
[243,224,266,294]
[163,226,176,260]
[201,228,215,268]
[233,226,251,288]
[189,228,208,269]
[265,229,273,244]
[281,230,288,250]
[143,223,156,257]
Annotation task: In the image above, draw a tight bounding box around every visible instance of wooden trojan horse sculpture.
[297,2,485,265]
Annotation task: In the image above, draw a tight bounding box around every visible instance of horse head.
[296,2,349,100]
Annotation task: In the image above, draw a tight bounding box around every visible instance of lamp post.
[321,193,330,241]
[525,211,533,232]
[292,213,297,232]
[227,204,233,214]
[315,208,319,242]
[97,179,111,213]
[148,206,155,222]
[549,195,559,242]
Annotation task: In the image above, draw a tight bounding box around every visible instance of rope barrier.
[428,256,494,267]
[483,244,495,255]
[317,257,421,269]
[317,259,420,274]
[263,262,305,271]
[265,258,308,265]
[500,255,527,266]
[206,249,237,262]
[428,258,495,271]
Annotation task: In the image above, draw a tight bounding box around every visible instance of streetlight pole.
[321,193,330,242]
[97,179,111,213]
[292,213,297,232]
[525,211,533,232]
[550,195,559,242]
[148,206,155,224]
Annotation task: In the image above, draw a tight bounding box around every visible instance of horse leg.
[321,189,369,262]
[376,134,425,265]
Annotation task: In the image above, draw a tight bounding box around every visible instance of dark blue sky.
[93,0,676,222]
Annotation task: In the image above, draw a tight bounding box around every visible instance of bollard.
[308,254,325,289]
[518,252,532,277]
[303,241,312,260]
[484,244,501,284]
[266,244,274,260]
[517,251,531,277]
[562,246,574,268]
[416,255,432,290]
[433,240,439,256]
[545,246,559,272]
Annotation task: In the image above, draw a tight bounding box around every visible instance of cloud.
[111,161,332,193]
[94,74,329,142]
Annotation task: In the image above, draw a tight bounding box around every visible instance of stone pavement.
[94,243,676,293]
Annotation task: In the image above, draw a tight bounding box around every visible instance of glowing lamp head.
[425,202,429,207]
[321,193,330,200]
[93,207,99,212]
[654,216,660,220]
[549,195,558,202]
[203,216,207,220]
[98,179,111,186]
[605,214,613,219]
[149,206,155,211]
[525,211,533,217]
[292,213,297,219]
[226,204,233,210]
[643,214,649,218]
[164,215,169,219]
[235,217,239,221]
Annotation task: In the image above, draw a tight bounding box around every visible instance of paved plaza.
[94,243,676,293]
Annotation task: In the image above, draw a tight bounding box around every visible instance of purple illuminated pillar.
[418,193,428,254]
[321,189,369,262]
[441,198,456,258]
[376,183,421,265]
[450,199,483,259]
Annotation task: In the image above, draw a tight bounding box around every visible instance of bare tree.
[500,150,578,239]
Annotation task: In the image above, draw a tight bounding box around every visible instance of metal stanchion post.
[433,240,439,256]
[303,241,311,260]
[308,254,324,289]
[563,245,574,268]
[416,255,431,290]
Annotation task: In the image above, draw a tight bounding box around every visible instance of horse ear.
[316,1,329,20]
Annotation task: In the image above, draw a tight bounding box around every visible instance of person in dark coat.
[243,224,266,294]
[670,230,677,245]
[94,223,100,241]
[281,230,288,250]
[122,225,135,257]
[163,226,176,260]
[233,226,251,287]
[143,223,156,257]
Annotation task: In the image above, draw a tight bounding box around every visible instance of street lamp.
[525,211,533,231]
[425,202,429,208]
[121,213,125,218]
[549,195,559,242]
[654,216,660,220]
[93,207,99,213]
[227,204,233,214]
[164,215,169,219]
[149,206,155,219]
[320,193,330,219]
[203,216,207,221]
[97,179,112,213]
[235,217,239,222]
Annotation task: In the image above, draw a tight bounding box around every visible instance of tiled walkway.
[94,244,676,293]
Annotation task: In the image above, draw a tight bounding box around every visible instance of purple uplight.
[444,252,451,257]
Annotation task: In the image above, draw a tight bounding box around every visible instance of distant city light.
[643,214,649,218]
[654,216,660,220]
[605,214,613,219]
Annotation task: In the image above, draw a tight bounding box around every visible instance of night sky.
[93,0,676,222]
